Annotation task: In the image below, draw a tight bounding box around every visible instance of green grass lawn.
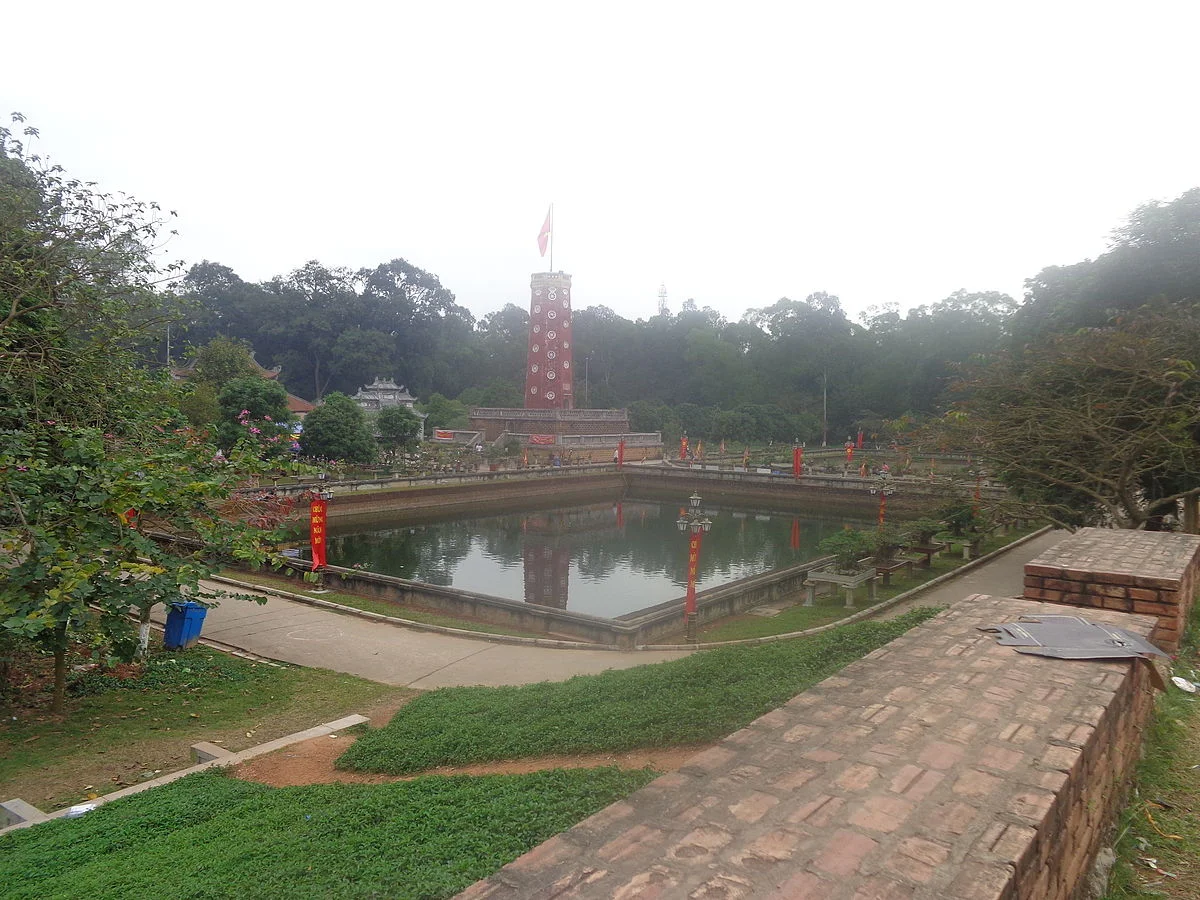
[0,648,410,812]
[0,767,655,900]
[337,608,941,774]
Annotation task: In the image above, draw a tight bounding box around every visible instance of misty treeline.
[156,189,1200,445]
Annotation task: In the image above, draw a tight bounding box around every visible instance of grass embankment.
[337,607,942,774]
[222,568,550,640]
[0,649,410,811]
[0,767,654,900]
[692,525,1040,642]
[1105,605,1200,899]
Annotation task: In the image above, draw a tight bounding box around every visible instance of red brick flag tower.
[525,272,574,409]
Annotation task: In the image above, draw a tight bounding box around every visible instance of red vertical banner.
[790,517,801,550]
[679,436,688,460]
[309,498,328,570]
[617,439,625,468]
[857,430,864,449]
[685,533,702,618]
[793,446,804,479]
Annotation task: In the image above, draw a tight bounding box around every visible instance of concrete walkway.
[155,585,692,689]
[159,530,1065,690]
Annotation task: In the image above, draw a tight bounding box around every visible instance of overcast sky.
[6,2,1199,326]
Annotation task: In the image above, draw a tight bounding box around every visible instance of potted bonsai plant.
[905,517,946,548]
[871,524,911,563]
[818,528,877,575]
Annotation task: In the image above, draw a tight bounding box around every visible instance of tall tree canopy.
[1,117,286,711]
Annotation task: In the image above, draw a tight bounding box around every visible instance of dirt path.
[230,699,707,787]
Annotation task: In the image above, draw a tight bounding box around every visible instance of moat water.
[326,498,874,618]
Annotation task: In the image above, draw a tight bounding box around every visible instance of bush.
[817,529,876,573]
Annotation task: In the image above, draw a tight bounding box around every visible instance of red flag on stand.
[538,207,552,257]
[309,498,328,570]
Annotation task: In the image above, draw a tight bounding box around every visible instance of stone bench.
[1024,527,1200,652]
[457,596,1157,899]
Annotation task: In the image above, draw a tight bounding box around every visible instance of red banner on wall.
[433,429,454,440]
[309,498,328,570]
[530,434,557,445]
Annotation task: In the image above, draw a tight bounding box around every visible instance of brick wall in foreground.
[1024,528,1200,652]
[457,597,1157,899]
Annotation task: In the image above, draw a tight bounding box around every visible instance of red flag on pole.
[617,439,625,468]
[537,207,552,257]
[857,430,864,449]
[793,446,803,479]
[309,498,328,571]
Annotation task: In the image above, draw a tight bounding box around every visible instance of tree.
[376,405,421,456]
[1016,188,1200,338]
[944,303,1200,530]
[0,118,287,711]
[419,393,470,431]
[189,335,257,388]
[216,377,293,454]
[299,393,377,463]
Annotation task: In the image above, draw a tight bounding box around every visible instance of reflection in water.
[327,499,872,619]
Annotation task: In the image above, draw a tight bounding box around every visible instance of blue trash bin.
[163,601,208,649]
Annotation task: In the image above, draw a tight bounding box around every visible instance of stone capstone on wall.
[1024,527,1200,652]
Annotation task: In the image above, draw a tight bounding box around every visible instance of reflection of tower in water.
[521,504,628,610]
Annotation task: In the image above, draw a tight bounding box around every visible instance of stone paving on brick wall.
[1024,527,1200,652]
[456,596,1157,899]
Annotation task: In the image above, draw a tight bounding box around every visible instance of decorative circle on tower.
[533,325,541,333]
[563,298,570,309]
[530,364,539,373]
[547,309,557,320]
[546,350,557,360]
[531,343,540,353]
[534,289,542,297]
[545,390,556,400]
[546,369,556,380]
[546,330,557,340]
[563,359,570,369]
[530,386,538,395]
[547,289,557,301]
[562,341,570,349]
[534,304,541,314]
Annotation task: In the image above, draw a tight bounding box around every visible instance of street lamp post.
[676,492,713,643]
[870,473,896,527]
